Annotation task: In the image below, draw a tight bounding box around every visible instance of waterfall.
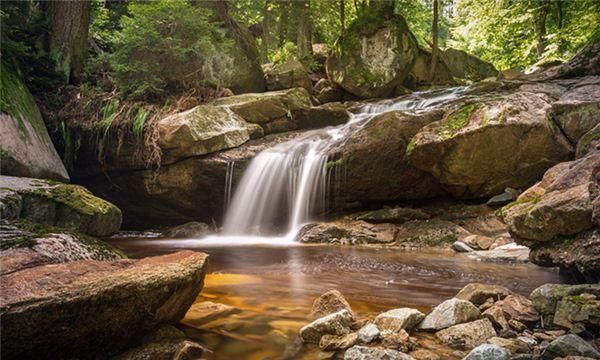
[221,87,468,238]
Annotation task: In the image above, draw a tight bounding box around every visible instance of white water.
[202,87,467,245]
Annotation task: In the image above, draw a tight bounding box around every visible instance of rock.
[296,220,397,245]
[319,332,358,351]
[435,318,497,350]
[299,309,353,344]
[541,334,600,360]
[455,283,513,306]
[498,69,524,80]
[508,319,529,333]
[553,293,600,333]
[373,308,425,333]
[350,207,431,224]
[534,330,567,342]
[0,63,69,182]
[292,102,350,130]
[264,59,313,93]
[409,349,442,360]
[453,241,475,253]
[0,251,208,359]
[502,146,599,243]
[326,8,418,99]
[0,175,122,237]
[358,323,380,343]
[462,235,494,250]
[487,337,530,354]
[310,289,354,319]
[182,301,238,326]
[419,298,482,331]
[576,123,600,158]
[530,41,600,80]
[466,244,530,264]
[549,77,600,144]
[163,221,213,238]
[156,104,261,164]
[530,284,600,326]
[114,326,206,360]
[212,87,312,134]
[441,48,498,81]
[489,235,514,250]
[314,79,344,104]
[486,188,521,207]
[407,90,573,198]
[331,110,445,208]
[463,344,510,360]
[405,48,455,88]
[483,304,510,331]
[381,329,416,352]
[395,219,470,249]
[344,346,415,360]
[499,294,540,325]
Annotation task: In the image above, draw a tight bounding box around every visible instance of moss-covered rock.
[440,48,498,81]
[0,63,69,182]
[404,48,455,89]
[407,90,573,198]
[264,59,313,93]
[326,8,418,99]
[0,175,122,236]
[576,122,600,158]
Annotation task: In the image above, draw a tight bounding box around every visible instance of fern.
[132,106,151,138]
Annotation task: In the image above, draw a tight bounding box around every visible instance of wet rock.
[0,175,122,237]
[310,289,354,319]
[455,283,513,306]
[462,235,494,251]
[299,309,353,344]
[163,221,213,238]
[350,207,431,224]
[489,235,514,250]
[292,102,350,130]
[114,326,206,360]
[212,87,312,134]
[374,308,425,333]
[407,90,573,198]
[358,323,380,343]
[319,332,358,351]
[326,8,418,99]
[419,298,482,331]
[381,329,416,352]
[0,63,69,182]
[541,334,600,360]
[344,346,415,360]
[182,301,238,326]
[487,337,530,354]
[264,59,312,93]
[453,241,475,253]
[296,220,397,245]
[463,343,510,360]
[0,251,208,359]
[467,244,530,264]
[396,219,470,249]
[486,188,521,207]
[435,318,498,350]
[314,79,344,104]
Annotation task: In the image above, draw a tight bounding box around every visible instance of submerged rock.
[114,326,206,360]
[373,308,425,333]
[182,301,238,326]
[299,309,353,344]
[310,289,354,319]
[463,343,510,360]
[452,241,475,253]
[0,63,69,182]
[0,251,208,359]
[319,332,358,351]
[162,221,213,238]
[344,345,415,360]
[419,298,481,331]
[0,175,122,237]
[541,334,600,360]
[435,318,497,350]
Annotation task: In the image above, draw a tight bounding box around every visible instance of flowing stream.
[208,87,469,244]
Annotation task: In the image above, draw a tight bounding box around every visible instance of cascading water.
[217,86,468,242]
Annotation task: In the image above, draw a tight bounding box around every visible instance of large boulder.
[440,48,498,81]
[529,41,600,80]
[330,110,446,209]
[0,63,69,182]
[299,309,354,343]
[541,334,600,360]
[404,48,455,89]
[264,59,313,93]
[326,8,418,99]
[0,175,122,237]
[407,88,573,198]
[0,251,208,359]
[212,87,313,134]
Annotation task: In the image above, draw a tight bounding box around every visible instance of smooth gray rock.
[462,344,510,360]
[453,241,475,253]
[358,323,380,343]
[419,298,481,330]
[541,334,600,359]
[344,346,415,360]
[299,309,353,344]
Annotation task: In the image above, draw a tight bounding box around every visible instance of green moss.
[0,236,34,251]
[0,148,9,160]
[406,137,418,155]
[30,184,118,217]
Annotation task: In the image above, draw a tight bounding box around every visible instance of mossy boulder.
[264,59,313,93]
[0,175,122,237]
[0,63,69,182]
[326,8,418,99]
[404,47,455,89]
[440,48,498,81]
[576,123,600,158]
[406,90,573,198]
[212,87,312,134]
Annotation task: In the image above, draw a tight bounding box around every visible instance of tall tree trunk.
[296,0,312,59]
[278,1,289,46]
[47,1,91,84]
[430,0,439,81]
[555,0,563,29]
[262,0,270,63]
[533,0,550,59]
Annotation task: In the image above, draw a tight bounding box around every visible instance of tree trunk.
[533,0,550,59]
[555,0,563,29]
[278,1,289,46]
[340,0,346,37]
[262,0,270,63]
[47,1,91,84]
[296,0,312,59]
[430,0,439,81]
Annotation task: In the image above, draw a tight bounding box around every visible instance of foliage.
[108,0,231,101]
[269,42,299,64]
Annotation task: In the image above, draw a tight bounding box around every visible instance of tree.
[278,1,289,46]
[262,0,270,63]
[47,1,92,84]
[295,0,312,58]
[430,0,439,80]
[340,0,346,37]
[533,0,551,59]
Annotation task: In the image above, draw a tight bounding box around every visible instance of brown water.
[108,237,565,360]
